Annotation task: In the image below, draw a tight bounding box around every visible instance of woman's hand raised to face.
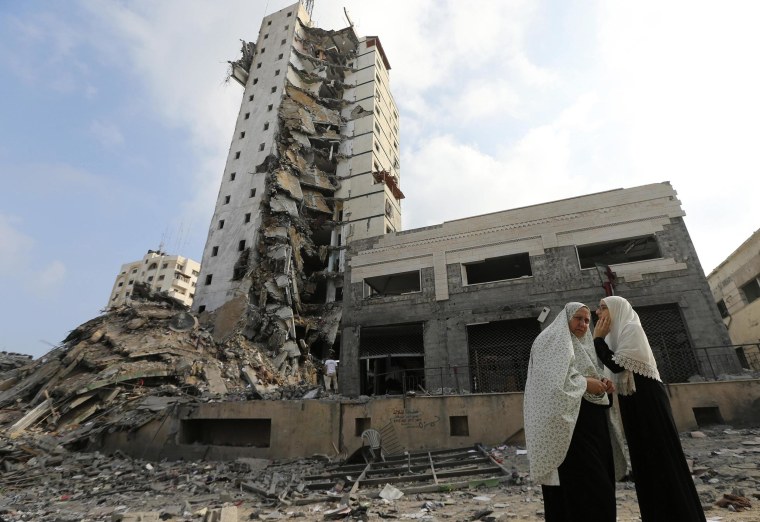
[593,315,611,339]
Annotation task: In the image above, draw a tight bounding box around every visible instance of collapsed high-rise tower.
[193,1,401,365]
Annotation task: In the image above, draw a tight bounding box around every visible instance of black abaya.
[542,398,616,522]
[595,338,706,522]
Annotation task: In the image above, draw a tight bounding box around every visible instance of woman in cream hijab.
[524,302,625,521]
[594,296,705,522]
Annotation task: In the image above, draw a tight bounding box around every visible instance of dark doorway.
[467,318,540,392]
[359,323,425,395]
[637,303,698,382]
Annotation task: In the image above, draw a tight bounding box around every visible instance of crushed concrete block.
[280,100,317,134]
[282,340,301,358]
[275,274,290,288]
[290,131,312,148]
[203,364,228,395]
[204,506,237,522]
[126,318,147,330]
[212,295,249,343]
[89,330,105,343]
[301,189,332,214]
[267,245,292,262]
[241,366,259,387]
[270,194,300,217]
[300,169,335,191]
[112,513,161,522]
[264,226,289,240]
[265,280,286,301]
[274,169,304,201]
[273,306,294,322]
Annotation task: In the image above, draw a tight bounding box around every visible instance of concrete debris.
[379,484,404,500]
[226,40,256,86]
[0,426,759,520]
[0,290,331,457]
[0,426,760,522]
[715,493,751,511]
[0,351,34,373]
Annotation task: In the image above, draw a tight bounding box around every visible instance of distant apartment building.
[340,182,736,397]
[108,250,200,309]
[192,1,400,364]
[708,229,760,368]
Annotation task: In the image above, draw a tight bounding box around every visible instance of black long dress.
[542,398,616,521]
[594,338,706,522]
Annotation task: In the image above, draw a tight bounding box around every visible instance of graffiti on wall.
[390,407,440,430]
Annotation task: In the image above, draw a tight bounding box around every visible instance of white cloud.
[79,0,258,226]
[443,80,522,124]
[0,216,66,293]
[592,0,760,271]
[1,11,93,92]
[403,90,605,230]
[30,260,67,294]
[90,120,124,147]
[5,161,113,199]
[0,215,33,273]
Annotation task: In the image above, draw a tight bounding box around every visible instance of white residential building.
[108,250,200,309]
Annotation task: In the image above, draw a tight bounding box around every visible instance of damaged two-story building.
[340,182,738,397]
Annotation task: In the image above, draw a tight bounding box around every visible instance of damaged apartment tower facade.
[194,1,401,367]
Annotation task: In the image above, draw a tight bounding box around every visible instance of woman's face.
[569,307,591,338]
[596,299,610,321]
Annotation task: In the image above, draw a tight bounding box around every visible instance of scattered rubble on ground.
[2,422,760,520]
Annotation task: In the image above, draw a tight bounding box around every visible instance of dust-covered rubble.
[1,426,760,521]
[0,287,329,453]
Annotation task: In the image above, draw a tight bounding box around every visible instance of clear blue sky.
[3,0,759,358]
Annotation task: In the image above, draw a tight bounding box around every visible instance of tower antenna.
[159,228,167,254]
[343,7,354,28]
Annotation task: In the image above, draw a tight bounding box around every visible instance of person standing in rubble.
[593,296,706,521]
[524,302,626,521]
[323,352,338,393]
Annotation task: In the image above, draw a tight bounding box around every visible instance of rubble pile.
[0,288,323,451]
[0,352,33,373]
[0,435,325,521]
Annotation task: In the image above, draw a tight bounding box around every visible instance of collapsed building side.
[192,2,401,379]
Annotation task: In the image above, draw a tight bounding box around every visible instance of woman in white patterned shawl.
[524,302,625,522]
